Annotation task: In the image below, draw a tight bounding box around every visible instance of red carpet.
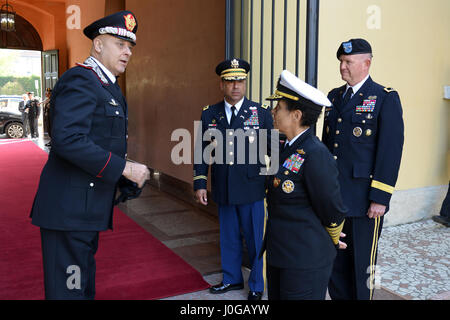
[0,141,209,300]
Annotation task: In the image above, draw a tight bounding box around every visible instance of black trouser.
[21,113,29,137]
[28,115,38,138]
[440,182,449,217]
[40,229,99,300]
[267,263,333,300]
[328,216,383,300]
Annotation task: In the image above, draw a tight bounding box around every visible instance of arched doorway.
[0,13,48,141]
[0,13,43,50]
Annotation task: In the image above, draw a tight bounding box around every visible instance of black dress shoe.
[248,291,263,300]
[209,282,244,294]
[432,215,450,227]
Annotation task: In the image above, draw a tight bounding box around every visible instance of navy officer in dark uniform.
[322,38,404,300]
[262,70,348,300]
[30,11,150,300]
[194,58,273,300]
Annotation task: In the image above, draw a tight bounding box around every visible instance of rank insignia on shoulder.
[384,87,396,93]
[203,105,210,111]
[261,104,270,110]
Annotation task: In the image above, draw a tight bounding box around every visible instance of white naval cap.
[267,70,332,108]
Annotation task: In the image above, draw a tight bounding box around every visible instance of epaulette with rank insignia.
[76,57,109,84]
[202,105,210,111]
[384,87,396,93]
[261,104,270,110]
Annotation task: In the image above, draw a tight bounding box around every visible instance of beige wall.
[318,0,450,190]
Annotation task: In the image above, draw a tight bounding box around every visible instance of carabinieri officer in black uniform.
[261,70,348,300]
[30,11,150,300]
[194,58,273,300]
[322,39,404,300]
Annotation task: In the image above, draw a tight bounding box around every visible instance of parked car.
[0,95,23,115]
[0,110,24,139]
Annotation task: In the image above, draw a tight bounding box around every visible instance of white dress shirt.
[344,74,369,98]
[285,128,310,148]
[224,97,245,124]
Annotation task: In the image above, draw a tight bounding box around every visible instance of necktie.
[342,87,353,105]
[230,106,237,126]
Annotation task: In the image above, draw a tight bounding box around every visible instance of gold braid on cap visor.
[267,89,300,101]
[220,68,248,80]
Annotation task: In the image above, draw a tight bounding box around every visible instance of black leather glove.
[114,176,146,205]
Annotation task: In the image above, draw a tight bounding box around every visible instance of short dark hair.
[284,97,322,127]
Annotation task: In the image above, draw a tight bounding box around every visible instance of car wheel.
[5,122,24,139]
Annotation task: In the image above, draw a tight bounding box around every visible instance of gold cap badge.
[124,14,136,32]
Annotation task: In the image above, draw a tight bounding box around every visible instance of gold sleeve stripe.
[325,220,345,245]
[193,175,207,181]
[371,180,395,194]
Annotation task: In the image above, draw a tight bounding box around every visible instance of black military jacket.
[263,129,347,269]
[322,77,404,217]
[30,57,128,231]
[193,98,273,205]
